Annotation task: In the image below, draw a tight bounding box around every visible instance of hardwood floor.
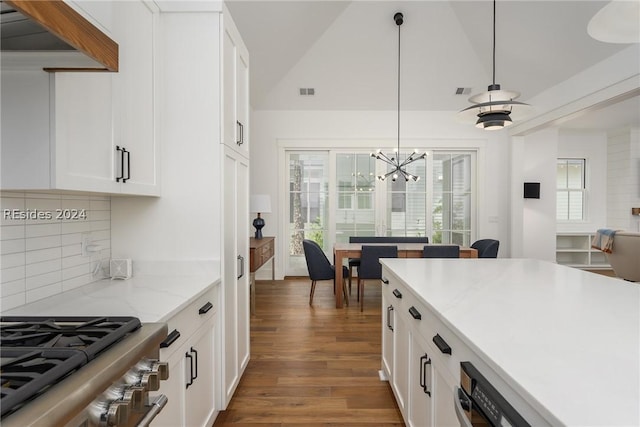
[213,278,404,426]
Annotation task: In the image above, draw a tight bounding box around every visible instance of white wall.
[607,127,640,231]
[111,12,222,263]
[250,109,511,278]
[511,128,558,262]
[557,130,608,232]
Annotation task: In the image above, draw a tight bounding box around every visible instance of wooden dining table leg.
[334,250,344,308]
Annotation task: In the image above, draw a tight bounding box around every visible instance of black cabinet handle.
[123,148,130,183]
[433,334,452,355]
[185,352,194,389]
[115,146,124,182]
[420,354,431,396]
[190,347,198,380]
[236,121,242,145]
[386,305,394,331]
[392,289,402,299]
[409,306,422,320]
[237,255,245,279]
[198,302,213,315]
[160,329,180,348]
[381,277,389,285]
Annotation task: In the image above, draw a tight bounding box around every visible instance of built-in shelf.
[556,233,611,269]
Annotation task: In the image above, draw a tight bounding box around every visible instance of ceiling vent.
[299,88,315,96]
[455,87,472,95]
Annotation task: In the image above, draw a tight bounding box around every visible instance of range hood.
[0,0,118,71]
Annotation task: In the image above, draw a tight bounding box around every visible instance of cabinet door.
[185,319,216,427]
[222,147,250,406]
[222,23,237,150]
[408,332,434,427]
[52,73,120,193]
[236,153,250,373]
[381,293,394,380]
[112,1,159,196]
[153,346,185,427]
[221,12,249,157]
[235,44,249,156]
[433,365,458,427]
[392,312,410,418]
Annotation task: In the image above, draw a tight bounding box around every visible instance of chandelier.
[459,0,530,130]
[371,12,425,182]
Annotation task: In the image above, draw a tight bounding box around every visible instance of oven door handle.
[136,394,168,427]
[454,386,473,427]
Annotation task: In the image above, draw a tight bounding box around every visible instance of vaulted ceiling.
[227,0,633,116]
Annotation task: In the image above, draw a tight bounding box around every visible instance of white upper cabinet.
[112,0,159,195]
[0,0,159,196]
[222,8,250,158]
[52,72,119,193]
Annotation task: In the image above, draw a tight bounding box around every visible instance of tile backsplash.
[1,192,111,311]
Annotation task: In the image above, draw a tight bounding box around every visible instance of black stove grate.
[0,348,87,417]
[0,316,142,418]
[0,316,141,358]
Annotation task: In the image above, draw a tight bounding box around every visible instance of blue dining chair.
[357,245,398,311]
[348,236,428,292]
[471,239,500,258]
[303,239,349,306]
[422,245,460,258]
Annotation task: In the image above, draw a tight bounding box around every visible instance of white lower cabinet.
[432,364,458,427]
[408,332,433,427]
[221,147,250,407]
[381,293,394,380]
[392,313,410,418]
[381,269,458,427]
[153,286,218,427]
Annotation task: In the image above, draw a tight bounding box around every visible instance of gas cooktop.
[0,316,142,418]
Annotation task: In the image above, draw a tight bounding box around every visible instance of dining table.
[333,242,478,308]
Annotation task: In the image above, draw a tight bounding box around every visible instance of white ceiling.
[226,0,634,112]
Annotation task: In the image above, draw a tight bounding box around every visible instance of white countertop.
[2,261,221,323]
[380,258,640,427]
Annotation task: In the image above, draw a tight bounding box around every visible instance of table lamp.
[250,194,271,239]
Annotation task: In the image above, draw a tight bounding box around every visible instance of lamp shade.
[250,195,271,213]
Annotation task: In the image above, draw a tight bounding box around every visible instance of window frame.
[556,158,587,222]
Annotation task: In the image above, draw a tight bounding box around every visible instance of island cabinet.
[381,268,458,427]
[154,285,219,427]
[0,0,159,196]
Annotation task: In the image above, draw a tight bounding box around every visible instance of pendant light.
[371,12,425,182]
[460,0,530,130]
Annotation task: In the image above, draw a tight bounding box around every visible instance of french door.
[286,149,474,276]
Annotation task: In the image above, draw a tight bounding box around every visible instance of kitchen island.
[380,258,639,426]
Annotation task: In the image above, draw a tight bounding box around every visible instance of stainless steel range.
[0,316,169,427]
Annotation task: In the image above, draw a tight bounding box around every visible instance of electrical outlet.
[80,233,91,256]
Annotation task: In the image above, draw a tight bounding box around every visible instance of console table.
[249,236,275,314]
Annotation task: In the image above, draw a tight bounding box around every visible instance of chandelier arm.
[375,153,396,165]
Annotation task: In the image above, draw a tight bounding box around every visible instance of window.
[336,153,377,240]
[285,148,476,276]
[557,158,586,221]
[288,153,329,258]
[432,153,472,245]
